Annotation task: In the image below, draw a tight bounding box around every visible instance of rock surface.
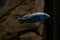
[0,0,44,40]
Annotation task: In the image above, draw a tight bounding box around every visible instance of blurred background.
[0,0,60,40]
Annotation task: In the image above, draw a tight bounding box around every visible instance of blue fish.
[18,12,50,23]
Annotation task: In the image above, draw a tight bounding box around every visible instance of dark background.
[44,0,60,40]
